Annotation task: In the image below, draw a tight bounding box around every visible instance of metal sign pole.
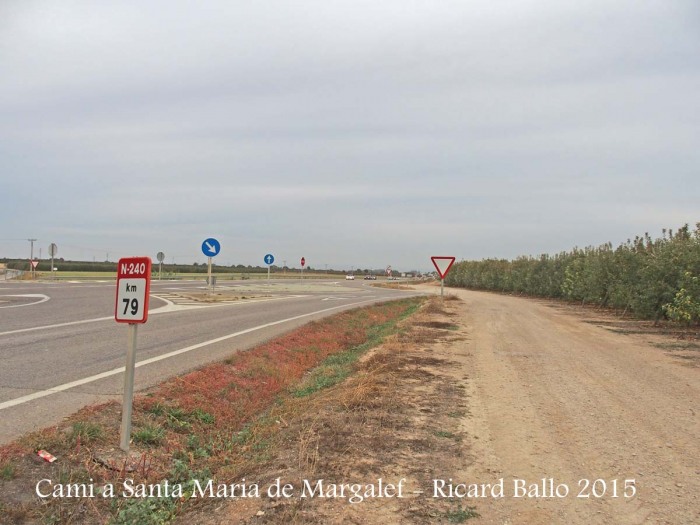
[208,256,212,291]
[441,278,444,299]
[263,254,274,285]
[156,252,165,280]
[120,323,138,452]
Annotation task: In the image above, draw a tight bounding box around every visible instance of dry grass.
[0,298,423,524]
[171,295,477,524]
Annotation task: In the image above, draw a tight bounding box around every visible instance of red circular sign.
[301,257,306,267]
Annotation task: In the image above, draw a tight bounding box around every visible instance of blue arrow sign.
[264,253,275,265]
[201,238,221,257]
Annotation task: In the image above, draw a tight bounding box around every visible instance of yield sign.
[30,260,39,269]
[431,256,455,279]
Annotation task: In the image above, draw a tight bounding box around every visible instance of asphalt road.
[0,278,423,444]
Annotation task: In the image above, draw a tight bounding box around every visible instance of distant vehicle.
[364,275,377,280]
[345,274,355,280]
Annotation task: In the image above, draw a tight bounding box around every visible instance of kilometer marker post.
[115,257,152,452]
[431,256,456,299]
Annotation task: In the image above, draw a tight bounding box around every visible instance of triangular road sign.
[30,260,39,269]
[431,256,455,279]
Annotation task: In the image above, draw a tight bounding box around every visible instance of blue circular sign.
[264,253,275,265]
[201,238,221,257]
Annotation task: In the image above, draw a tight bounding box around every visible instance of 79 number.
[122,298,139,316]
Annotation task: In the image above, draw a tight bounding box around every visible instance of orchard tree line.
[445,223,700,324]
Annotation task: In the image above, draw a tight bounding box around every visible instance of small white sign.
[115,278,148,322]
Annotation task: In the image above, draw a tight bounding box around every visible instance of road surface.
[0,278,421,444]
[437,287,700,524]
[179,285,699,524]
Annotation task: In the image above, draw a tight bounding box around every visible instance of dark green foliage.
[447,223,700,323]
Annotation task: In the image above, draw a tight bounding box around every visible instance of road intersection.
[0,278,422,443]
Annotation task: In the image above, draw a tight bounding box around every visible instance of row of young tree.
[445,223,700,324]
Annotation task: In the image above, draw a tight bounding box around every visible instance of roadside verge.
[1,296,477,524]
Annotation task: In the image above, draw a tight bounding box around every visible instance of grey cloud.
[1,0,698,269]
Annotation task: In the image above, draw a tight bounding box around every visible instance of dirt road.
[444,287,699,524]
[182,287,698,525]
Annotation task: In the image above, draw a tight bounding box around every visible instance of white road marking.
[0,297,381,410]
[323,293,375,300]
[0,294,307,337]
[0,315,114,336]
[0,294,50,309]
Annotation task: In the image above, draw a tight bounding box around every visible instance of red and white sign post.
[300,256,306,281]
[114,257,152,452]
[431,256,456,299]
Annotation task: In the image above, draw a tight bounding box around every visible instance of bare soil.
[183,286,700,524]
[3,288,698,524]
[180,294,477,525]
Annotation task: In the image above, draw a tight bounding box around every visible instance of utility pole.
[27,238,37,278]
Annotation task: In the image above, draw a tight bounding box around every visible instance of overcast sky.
[1,0,698,271]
